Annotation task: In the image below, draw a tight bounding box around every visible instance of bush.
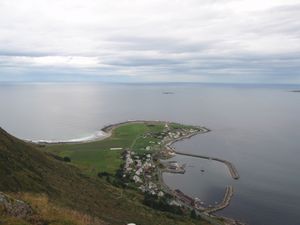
[97,172,111,178]
[63,157,71,162]
[190,209,197,219]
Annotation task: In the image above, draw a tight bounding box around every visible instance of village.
[114,121,238,225]
[119,123,210,212]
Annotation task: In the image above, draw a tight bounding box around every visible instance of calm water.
[0,83,300,225]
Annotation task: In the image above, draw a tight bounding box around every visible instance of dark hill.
[0,127,206,225]
[0,127,68,193]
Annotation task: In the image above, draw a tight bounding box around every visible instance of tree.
[190,209,197,219]
[63,157,71,162]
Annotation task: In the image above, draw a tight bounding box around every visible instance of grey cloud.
[107,36,215,54]
[0,0,300,83]
[0,50,55,57]
[104,57,183,67]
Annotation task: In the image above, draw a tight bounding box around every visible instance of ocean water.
[0,82,299,225]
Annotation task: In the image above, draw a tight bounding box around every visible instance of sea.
[0,82,299,225]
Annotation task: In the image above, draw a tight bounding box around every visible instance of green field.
[44,122,166,176]
[1,125,212,225]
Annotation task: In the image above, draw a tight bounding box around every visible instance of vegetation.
[191,210,198,219]
[0,126,209,225]
[43,122,166,176]
[169,122,197,130]
[143,192,184,215]
[63,156,71,162]
[1,192,106,225]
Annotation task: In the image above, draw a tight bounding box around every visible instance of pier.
[159,167,234,213]
[205,185,234,213]
[158,124,240,224]
[174,151,240,180]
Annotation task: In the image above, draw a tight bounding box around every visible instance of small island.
[43,120,241,225]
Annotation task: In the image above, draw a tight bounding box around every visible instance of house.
[133,175,142,183]
[135,168,143,176]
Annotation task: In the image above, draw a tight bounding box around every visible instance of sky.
[0,0,300,83]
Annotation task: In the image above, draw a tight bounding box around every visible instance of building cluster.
[166,128,198,140]
[166,161,186,173]
[122,150,164,196]
[121,124,203,207]
[173,189,204,210]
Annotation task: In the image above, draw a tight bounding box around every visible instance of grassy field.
[1,192,106,225]
[0,125,212,225]
[1,191,211,225]
[44,122,166,176]
[43,121,200,176]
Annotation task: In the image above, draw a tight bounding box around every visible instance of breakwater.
[163,126,239,180]
[174,151,240,180]
[161,124,238,217]
[205,185,234,213]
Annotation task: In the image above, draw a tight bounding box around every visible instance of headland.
[43,120,242,225]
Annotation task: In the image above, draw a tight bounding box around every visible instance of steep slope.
[0,127,66,193]
[0,127,208,225]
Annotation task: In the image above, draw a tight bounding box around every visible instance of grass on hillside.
[44,122,166,176]
[0,126,210,225]
[1,193,106,225]
[1,191,210,225]
[0,125,211,225]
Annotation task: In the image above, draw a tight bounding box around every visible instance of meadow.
[44,122,166,175]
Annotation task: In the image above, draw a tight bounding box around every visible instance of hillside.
[0,127,209,225]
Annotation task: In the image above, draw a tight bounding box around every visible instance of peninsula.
[42,120,241,225]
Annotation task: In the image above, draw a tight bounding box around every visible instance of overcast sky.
[0,0,300,83]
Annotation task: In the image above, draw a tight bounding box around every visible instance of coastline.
[32,120,242,224]
[163,126,239,180]
[31,120,170,145]
[26,131,109,144]
[174,151,240,180]
[157,125,243,224]
[100,121,242,224]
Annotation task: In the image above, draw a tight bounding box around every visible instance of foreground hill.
[0,127,209,225]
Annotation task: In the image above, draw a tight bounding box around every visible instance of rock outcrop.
[0,192,33,219]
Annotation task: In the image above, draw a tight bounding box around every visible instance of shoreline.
[174,151,240,180]
[104,121,241,224]
[30,120,171,145]
[155,123,243,224]
[31,120,242,224]
[163,126,239,180]
[159,127,238,214]
[26,132,109,145]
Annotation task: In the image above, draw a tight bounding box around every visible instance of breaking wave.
[28,130,107,144]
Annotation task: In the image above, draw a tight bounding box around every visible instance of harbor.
[158,123,240,223]
[204,185,234,213]
[174,151,240,180]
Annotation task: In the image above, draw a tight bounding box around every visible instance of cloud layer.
[0,0,300,83]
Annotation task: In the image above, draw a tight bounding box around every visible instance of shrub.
[97,172,110,178]
[63,157,71,162]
